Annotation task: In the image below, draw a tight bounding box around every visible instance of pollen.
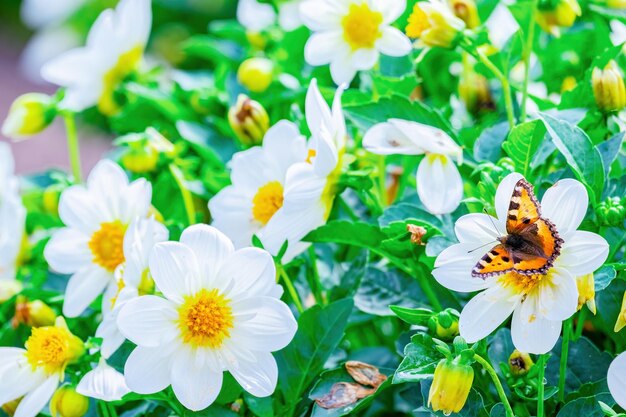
[499,271,544,295]
[110,277,126,309]
[342,3,383,50]
[25,325,83,375]
[306,149,317,164]
[88,221,126,272]
[178,289,234,348]
[406,4,430,38]
[98,46,143,116]
[252,181,284,225]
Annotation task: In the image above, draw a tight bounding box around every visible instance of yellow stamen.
[342,3,383,51]
[305,149,317,164]
[89,221,126,272]
[25,320,84,375]
[178,289,234,348]
[98,46,143,116]
[499,271,544,295]
[406,4,430,38]
[252,181,284,225]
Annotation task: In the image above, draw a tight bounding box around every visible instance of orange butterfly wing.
[506,179,541,234]
[471,244,514,278]
[511,218,563,275]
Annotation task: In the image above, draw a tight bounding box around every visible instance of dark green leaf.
[502,120,546,178]
[393,334,442,383]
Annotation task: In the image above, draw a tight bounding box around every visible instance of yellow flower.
[50,387,89,417]
[535,0,581,37]
[1,93,55,140]
[228,94,270,146]
[592,60,626,112]
[428,357,474,414]
[406,0,466,48]
[615,292,626,332]
[25,317,84,375]
[238,57,274,93]
[576,273,596,314]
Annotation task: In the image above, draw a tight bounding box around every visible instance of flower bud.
[593,61,626,112]
[561,76,577,93]
[228,94,270,146]
[0,280,22,303]
[50,387,89,417]
[508,350,534,376]
[428,357,474,415]
[406,1,466,48]
[615,292,626,332]
[459,71,493,114]
[1,93,56,140]
[121,146,159,174]
[597,196,626,226]
[43,184,64,216]
[238,57,274,93]
[536,0,581,37]
[576,273,597,315]
[2,398,21,416]
[25,300,57,327]
[448,0,480,29]
[427,309,460,341]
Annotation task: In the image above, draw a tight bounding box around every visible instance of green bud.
[597,196,626,226]
[428,308,460,341]
[2,93,56,140]
[228,94,269,147]
[428,357,474,415]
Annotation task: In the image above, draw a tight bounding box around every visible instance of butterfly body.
[471,179,563,279]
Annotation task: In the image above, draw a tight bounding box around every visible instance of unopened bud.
[427,308,460,341]
[561,76,577,93]
[26,300,57,327]
[228,95,269,146]
[576,273,597,315]
[459,71,493,114]
[0,280,22,303]
[238,57,274,93]
[50,387,89,417]
[597,196,626,226]
[536,0,581,37]
[593,61,626,112]
[406,1,465,48]
[2,93,56,140]
[121,146,159,174]
[448,0,480,29]
[428,357,474,415]
[615,292,626,332]
[508,350,534,376]
[43,184,64,216]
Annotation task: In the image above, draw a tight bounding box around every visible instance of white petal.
[375,0,406,23]
[231,296,297,351]
[262,120,308,175]
[14,376,57,417]
[237,0,276,31]
[362,122,423,155]
[494,173,524,223]
[351,48,379,71]
[511,300,561,354]
[541,179,588,237]
[305,79,333,139]
[179,224,235,288]
[432,242,493,293]
[228,351,278,397]
[40,48,90,86]
[454,213,504,245]
[609,353,626,410]
[416,155,463,215]
[63,267,112,317]
[96,314,126,359]
[149,242,201,303]
[0,350,43,406]
[116,296,178,347]
[77,360,130,401]
[44,228,91,274]
[171,350,223,411]
[389,119,461,157]
[299,0,344,31]
[304,31,343,66]
[329,54,357,86]
[124,346,173,394]
[557,231,609,276]
[219,248,276,299]
[57,186,104,234]
[376,27,411,56]
[536,267,578,321]
[459,284,519,343]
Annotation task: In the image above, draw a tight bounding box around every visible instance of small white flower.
[258,79,346,260]
[209,121,307,258]
[484,3,520,49]
[0,318,84,417]
[40,0,152,115]
[0,143,26,285]
[237,0,304,32]
[363,119,464,214]
[20,0,85,29]
[609,352,626,409]
[300,0,411,85]
[433,173,609,354]
[97,217,169,358]
[77,358,130,401]
[44,160,152,318]
[116,224,297,411]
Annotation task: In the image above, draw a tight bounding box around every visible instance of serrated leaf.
[393,334,442,383]
[502,120,546,178]
[355,266,427,316]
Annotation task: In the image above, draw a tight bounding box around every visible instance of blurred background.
[0,0,235,174]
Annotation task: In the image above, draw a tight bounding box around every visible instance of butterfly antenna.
[483,208,502,237]
[467,240,498,254]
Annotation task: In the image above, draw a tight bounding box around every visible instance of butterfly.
[471,179,564,279]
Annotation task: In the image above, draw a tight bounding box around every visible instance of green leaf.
[595,265,617,292]
[244,393,274,417]
[393,334,443,383]
[304,221,387,250]
[555,393,615,417]
[473,122,508,163]
[390,306,433,325]
[502,120,546,178]
[276,299,354,413]
[538,113,605,203]
[597,132,625,178]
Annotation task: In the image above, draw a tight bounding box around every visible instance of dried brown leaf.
[345,361,387,388]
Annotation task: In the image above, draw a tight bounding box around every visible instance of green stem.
[574,308,587,340]
[106,403,118,417]
[558,318,573,402]
[377,155,387,207]
[338,195,359,221]
[278,266,304,313]
[169,164,196,226]
[473,354,514,417]
[98,401,110,417]
[308,246,325,305]
[537,354,548,417]
[473,48,516,129]
[520,0,538,123]
[63,112,82,182]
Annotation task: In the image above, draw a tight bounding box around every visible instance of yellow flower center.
[252,181,284,225]
[25,326,83,374]
[89,221,126,272]
[178,289,234,348]
[499,271,544,295]
[98,46,143,116]
[406,4,430,38]
[342,3,383,50]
